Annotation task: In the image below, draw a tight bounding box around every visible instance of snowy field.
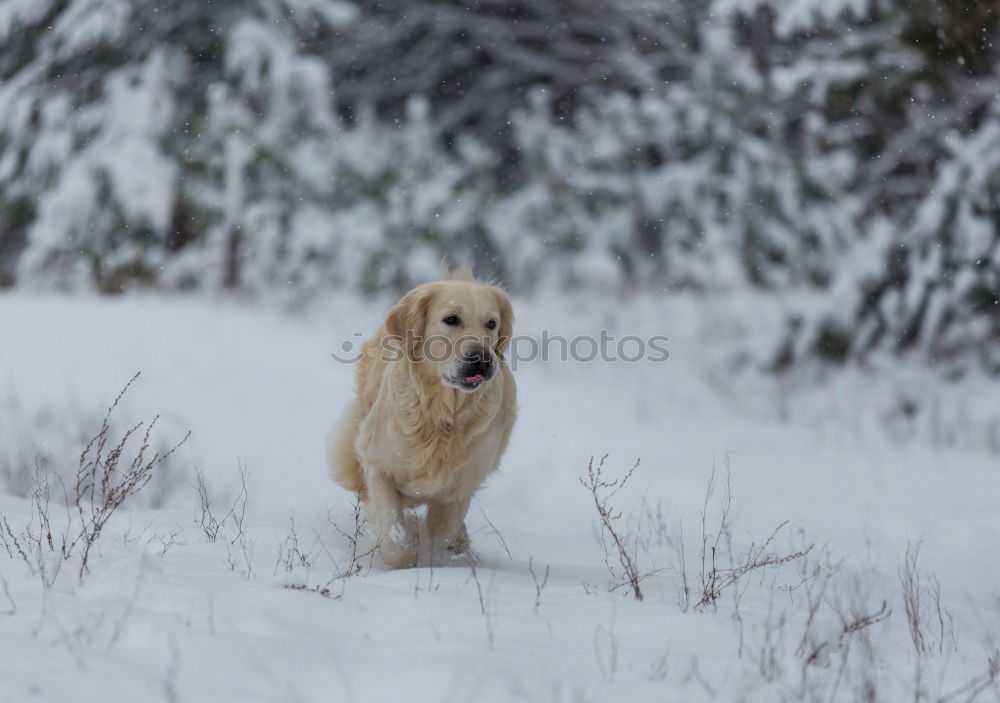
[1,291,998,702]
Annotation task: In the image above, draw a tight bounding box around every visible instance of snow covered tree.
[168,12,344,291]
[323,0,701,138]
[771,0,1000,375]
[318,100,500,293]
[0,0,502,295]
[485,3,860,292]
[0,0,356,292]
[0,0,996,374]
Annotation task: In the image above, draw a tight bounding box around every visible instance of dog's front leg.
[427,497,472,555]
[363,471,416,569]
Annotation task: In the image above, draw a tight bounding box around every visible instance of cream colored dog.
[326,271,517,568]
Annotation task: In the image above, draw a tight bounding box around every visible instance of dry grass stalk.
[694,459,813,610]
[1,373,188,583]
[580,454,645,601]
[528,556,550,611]
[697,519,813,610]
[330,499,380,579]
[899,541,955,656]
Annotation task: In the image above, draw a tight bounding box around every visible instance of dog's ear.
[385,285,434,358]
[491,287,514,360]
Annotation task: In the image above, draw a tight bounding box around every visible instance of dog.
[326,270,517,568]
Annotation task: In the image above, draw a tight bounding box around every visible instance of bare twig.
[464,552,495,649]
[936,650,999,703]
[154,526,184,556]
[528,556,550,611]
[479,508,513,560]
[900,542,928,655]
[193,465,255,578]
[274,513,318,575]
[284,583,337,599]
[194,468,222,542]
[1,574,15,615]
[645,503,691,611]
[693,459,813,610]
[580,454,645,601]
[698,458,733,610]
[67,373,190,578]
[899,541,955,656]
[1,373,188,584]
[330,499,380,579]
[697,519,813,610]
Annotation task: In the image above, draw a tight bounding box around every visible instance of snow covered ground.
[1,290,998,702]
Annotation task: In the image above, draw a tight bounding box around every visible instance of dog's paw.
[446,534,470,556]
[379,540,417,569]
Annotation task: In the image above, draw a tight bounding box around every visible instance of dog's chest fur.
[363,367,506,502]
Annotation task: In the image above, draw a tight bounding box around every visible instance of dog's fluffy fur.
[326,271,517,568]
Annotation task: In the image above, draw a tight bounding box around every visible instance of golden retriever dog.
[326,270,517,568]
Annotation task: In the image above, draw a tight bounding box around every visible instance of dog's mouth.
[445,368,494,392]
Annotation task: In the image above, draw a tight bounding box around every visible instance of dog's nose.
[464,350,493,370]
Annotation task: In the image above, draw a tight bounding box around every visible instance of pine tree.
[774,0,1000,375]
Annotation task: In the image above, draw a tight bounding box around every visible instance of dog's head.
[385,278,513,393]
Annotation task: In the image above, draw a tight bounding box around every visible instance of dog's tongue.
[464,374,485,384]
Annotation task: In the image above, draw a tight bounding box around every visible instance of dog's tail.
[326,404,364,495]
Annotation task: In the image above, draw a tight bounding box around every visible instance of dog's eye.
[485,320,497,330]
[443,315,460,326]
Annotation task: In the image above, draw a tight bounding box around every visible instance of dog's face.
[385,280,513,393]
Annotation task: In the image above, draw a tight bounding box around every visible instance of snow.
[51,0,132,58]
[713,0,873,38]
[0,0,53,42]
[1,291,998,701]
